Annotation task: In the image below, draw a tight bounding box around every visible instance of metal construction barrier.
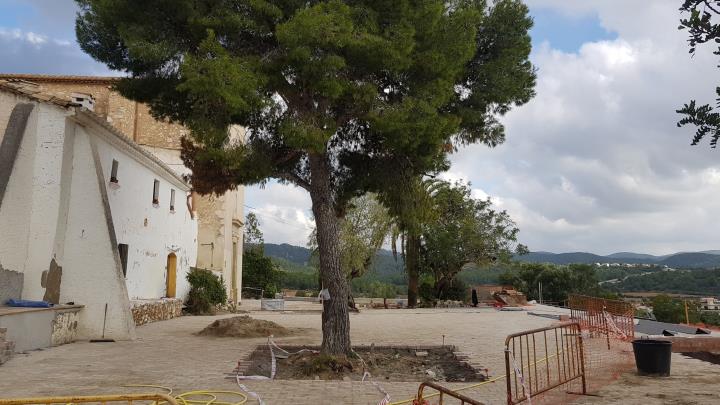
[504,322,586,405]
[416,381,485,405]
[0,394,178,405]
[568,294,635,348]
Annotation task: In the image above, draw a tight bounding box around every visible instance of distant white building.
[0,79,197,342]
[701,298,720,311]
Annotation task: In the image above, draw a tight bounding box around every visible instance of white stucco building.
[0,79,197,341]
[0,74,245,305]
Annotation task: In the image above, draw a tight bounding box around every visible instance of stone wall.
[0,327,13,365]
[657,336,720,352]
[29,81,187,149]
[51,309,80,346]
[0,264,23,305]
[131,298,183,326]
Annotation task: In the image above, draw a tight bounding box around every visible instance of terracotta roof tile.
[0,79,80,108]
[0,73,122,84]
[0,79,190,189]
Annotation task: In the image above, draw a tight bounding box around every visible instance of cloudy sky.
[1,0,718,255]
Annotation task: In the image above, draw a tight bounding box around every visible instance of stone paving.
[0,301,564,404]
[574,353,720,404]
[5,302,717,404]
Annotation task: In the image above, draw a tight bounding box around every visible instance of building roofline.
[0,73,122,85]
[72,109,191,191]
[0,79,81,108]
[0,80,191,191]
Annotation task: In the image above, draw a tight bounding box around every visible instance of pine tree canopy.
[77,0,536,354]
[677,0,720,147]
[76,0,536,207]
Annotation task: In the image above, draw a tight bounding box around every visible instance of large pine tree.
[76,0,535,355]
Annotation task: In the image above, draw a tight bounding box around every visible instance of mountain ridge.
[516,251,720,268]
[262,243,720,269]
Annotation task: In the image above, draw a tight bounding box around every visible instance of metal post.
[505,348,513,405]
[602,306,610,350]
[577,324,587,395]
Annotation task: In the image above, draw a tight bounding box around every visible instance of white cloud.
[245,182,314,246]
[142,0,714,256]
[246,1,720,255]
[446,0,720,255]
[0,25,116,76]
[1,0,712,256]
[0,28,47,45]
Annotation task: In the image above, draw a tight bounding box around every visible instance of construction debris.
[492,289,527,307]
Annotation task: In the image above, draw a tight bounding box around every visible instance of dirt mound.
[197,316,293,338]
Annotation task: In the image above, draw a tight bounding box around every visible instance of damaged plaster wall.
[196,193,226,272]
[21,103,71,300]
[51,308,81,346]
[0,98,73,302]
[0,264,23,304]
[59,124,135,340]
[194,189,244,303]
[0,98,37,283]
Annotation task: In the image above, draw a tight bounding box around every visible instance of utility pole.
[684,300,690,325]
[538,281,543,305]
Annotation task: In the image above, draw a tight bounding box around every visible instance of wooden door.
[166,253,177,298]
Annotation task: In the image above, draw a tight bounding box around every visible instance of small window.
[110,159,119,183]
[170,189,176,212]
[152,179,160,205]
[118,243,129,277]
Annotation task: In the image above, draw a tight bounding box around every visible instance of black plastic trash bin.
[632,339,672,376]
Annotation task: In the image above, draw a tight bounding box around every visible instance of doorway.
[166,253,177,298]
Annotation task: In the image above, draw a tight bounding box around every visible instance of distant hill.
[264,243,405,278]
[611,268,720,296]
[516,250,720,269]
[263,243,312,265]
[516,252,607,265]
[263,242,720,270]
[660,253,720,268]
[606,252,663,261]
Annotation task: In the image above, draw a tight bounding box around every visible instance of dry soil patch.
[196,315,301,338]
[244,346,484,382]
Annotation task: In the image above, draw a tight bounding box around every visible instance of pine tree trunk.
[406,232,420,308]
[308,153,352,356]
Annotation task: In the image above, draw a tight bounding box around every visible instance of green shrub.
[651,294,700,324]
[419,278,436,306]
[242,249,281,298]
[263,283,279,298]
[186,267,227,314]
[295,290,318,298]
[700,311,720,326]
[442,278,469,301]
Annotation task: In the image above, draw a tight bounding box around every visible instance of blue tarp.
[5,299,52,308]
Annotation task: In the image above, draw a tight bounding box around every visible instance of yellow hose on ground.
[387,374,506,405]
[123,385,248,405]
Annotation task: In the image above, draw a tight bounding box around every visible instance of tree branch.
[278,172,311,190]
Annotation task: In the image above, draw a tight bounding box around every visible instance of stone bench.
[0,304,83,353]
